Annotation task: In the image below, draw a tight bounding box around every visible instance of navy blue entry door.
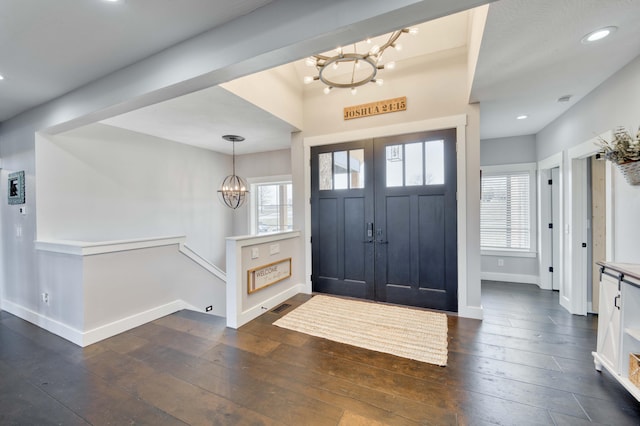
[311,129,457,311]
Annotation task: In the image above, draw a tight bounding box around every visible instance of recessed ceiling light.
[0,74,4,81]
[581,26,617,44]
[517,115,528,120]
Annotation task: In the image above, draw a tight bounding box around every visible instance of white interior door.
[564,156,589,315]
[551,167,560,291]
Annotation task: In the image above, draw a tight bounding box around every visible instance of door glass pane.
[334,151,348,190]
[425,140,444,185]
[319,153,333,190]
[405,142,423,186]
[386,144,403,187]
[349,149,365,189]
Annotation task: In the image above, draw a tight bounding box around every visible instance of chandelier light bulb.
[303,75,314,84]
[409,27,419,35]
[308,27,412,94]
[305,57,316,67]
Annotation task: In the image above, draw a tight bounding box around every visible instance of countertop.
[597,261,640,283]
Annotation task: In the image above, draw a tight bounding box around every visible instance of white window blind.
[481,171,531,250]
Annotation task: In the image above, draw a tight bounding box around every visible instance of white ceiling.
[472,0,640,140]
[99,11,470,155]
[0,0,272,122]
[101,86,296,155]
[2,0,640,146]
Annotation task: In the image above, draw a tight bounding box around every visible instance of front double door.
[311,129,458,311]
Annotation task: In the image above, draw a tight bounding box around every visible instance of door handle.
[375,228,388,244]
[614,294,620,310]
[363,222,374,243]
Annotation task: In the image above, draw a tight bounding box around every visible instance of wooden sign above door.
[344,96,406,120]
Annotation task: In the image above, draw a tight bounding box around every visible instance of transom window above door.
[386,140,444,187]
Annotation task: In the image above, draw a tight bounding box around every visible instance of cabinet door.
[597,273,621,372]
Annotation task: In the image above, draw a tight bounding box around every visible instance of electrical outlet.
[205,305,213,312]
[41,292,49,305]
[497,258,504,267]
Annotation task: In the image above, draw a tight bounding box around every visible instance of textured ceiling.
[2,0,640,147]
[471,0,640,139]
[101,86,296,155]
[0,0,272,122]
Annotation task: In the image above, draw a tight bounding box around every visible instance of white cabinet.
[596,272,621,372]
[592,262,640,401]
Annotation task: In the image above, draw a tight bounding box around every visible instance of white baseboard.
[1,299,84,346]
[82,300,186,346]
[3,299,189,347]
[458,304,483,320]
[481,271,539,285]
[230,283,305,329]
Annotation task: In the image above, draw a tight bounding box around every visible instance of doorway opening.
[310,129,458,311]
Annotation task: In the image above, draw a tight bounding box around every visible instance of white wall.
[537,55,640,264]
[480,135,539,284]
[36,123,232,267]
[83,243,226,330]
[233,148,292,236]
[221,64,304,131]
[481,134,536,166]
[0,0,491,334]
[300,47,483,317]
[27,239,227,346]
[303,48,470,136]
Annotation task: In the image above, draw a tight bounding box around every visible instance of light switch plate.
[270,243,280,255]
[251,247,259,259]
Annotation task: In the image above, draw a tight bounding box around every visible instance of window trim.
[248,175,292,235]
[480,163,537,257]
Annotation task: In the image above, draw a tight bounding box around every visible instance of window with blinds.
[480,171,531,250]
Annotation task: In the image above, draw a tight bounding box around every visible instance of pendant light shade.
[218,135,249,209]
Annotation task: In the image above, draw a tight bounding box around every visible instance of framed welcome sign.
[247,258,292,294]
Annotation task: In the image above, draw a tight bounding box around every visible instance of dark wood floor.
[1,281,639,425]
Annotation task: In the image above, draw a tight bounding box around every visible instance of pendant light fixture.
[218,135,249,209]
[303,27,418,94]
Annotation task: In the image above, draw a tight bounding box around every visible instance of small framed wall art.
[8,171,25,205]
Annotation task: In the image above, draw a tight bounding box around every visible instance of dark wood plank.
[1,280,640,425]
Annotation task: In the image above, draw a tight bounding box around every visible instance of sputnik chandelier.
[303,27,418,95]
[218,135,249,209]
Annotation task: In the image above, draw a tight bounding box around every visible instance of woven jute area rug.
[273,295,448,366]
